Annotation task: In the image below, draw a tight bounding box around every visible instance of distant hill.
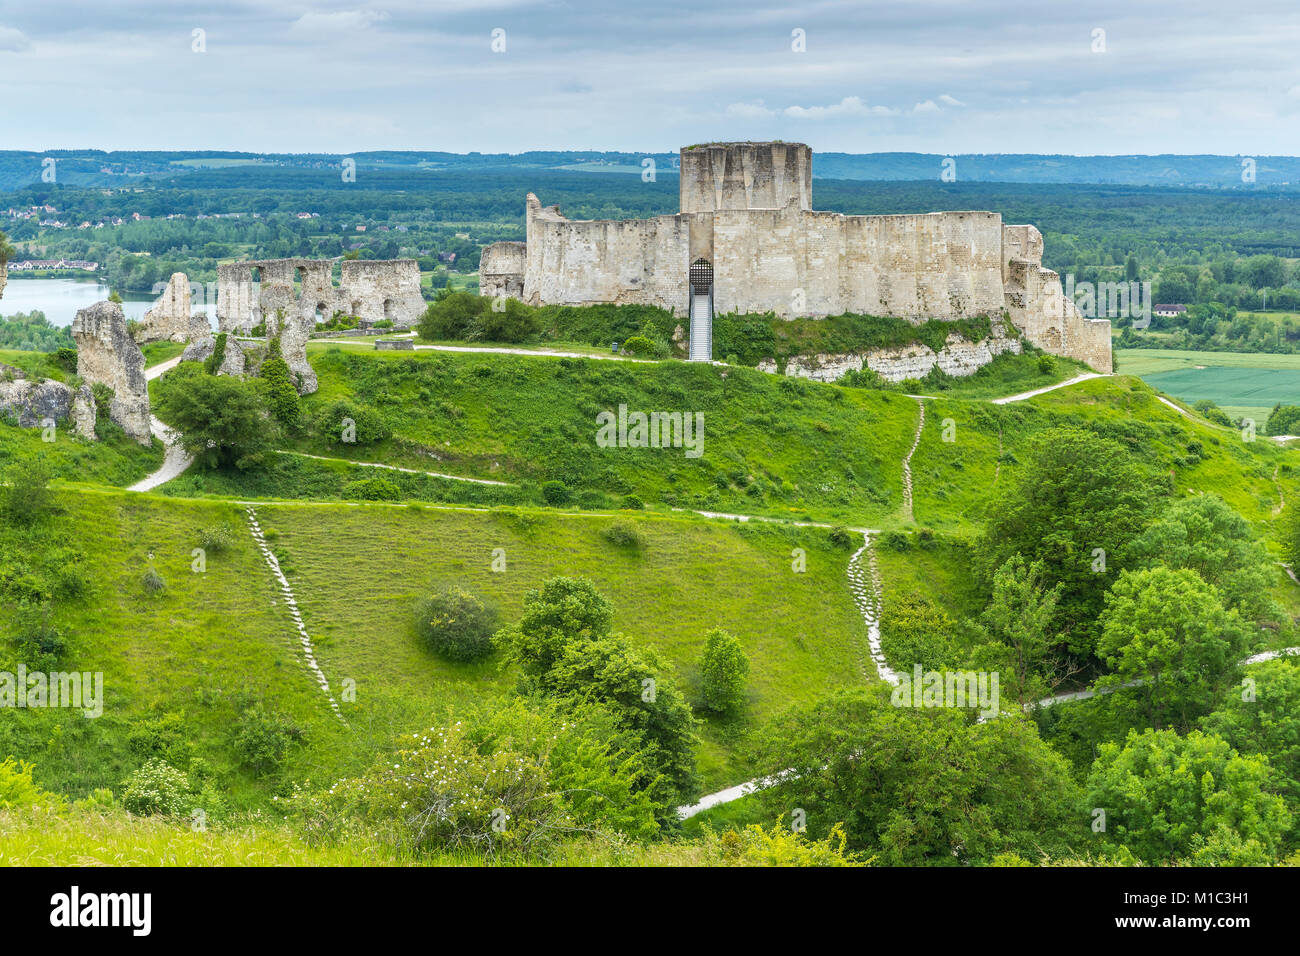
[1,149,1298,191]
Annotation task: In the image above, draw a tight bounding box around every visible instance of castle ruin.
[216,258,424,335]
[481,142,1111,373]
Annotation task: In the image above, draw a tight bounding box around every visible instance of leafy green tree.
[155,365,277,470]
[1266,403,1300,436]
[750,689,1080,863]
[503,576,699,812]
[1127,493,1278,623]
[879,594,959,672]
[1084,728,1291,864]
[1096,567,1251,731]
[506,576,614,683]
[700,628,749,713]
[1202,659,1300,834]
[977,427,1153,656]
[417,291,484,340]
[971,555,1071,707]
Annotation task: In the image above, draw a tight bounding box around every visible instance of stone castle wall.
[486,141,1113,374]
[217,258,424,334]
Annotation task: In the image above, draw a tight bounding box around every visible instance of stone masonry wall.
[217,258,425,334]
[479,241,527,299]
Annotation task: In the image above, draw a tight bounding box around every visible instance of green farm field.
[1117,347,1300,422]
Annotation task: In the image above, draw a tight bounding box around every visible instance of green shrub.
[602,522,645,549]
[829,526,855,549]
[621,494,645,510]
[313,400,391,446]
[121,759,191,817]
[52,347,78,373]
[0,459,54,525]
[153,364,277,470]
[475,298,540,343]
[620,335,658,358]
[342,476,400,501]
[12,600,68,669]
[414,586,498,662]
[142,567,166,594]
[418,291,486,340]
[541,480,571,506]
[700,628,749,714]
[1037,354,1057,375]
[232,704,304,777]
[198,525,234,553]
[0,757,52,809]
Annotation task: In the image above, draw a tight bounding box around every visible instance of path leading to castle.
[127,355,194,493]
[900,399,924,521]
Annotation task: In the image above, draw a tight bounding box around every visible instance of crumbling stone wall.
[758,330,1022,383]
[216,257,424,334]
[339,259,424,328]
[71,301,151,444]
[520,196,1003,322]
[1002,224,1112,372]
[479,241,527,299]
[136,272,210,344]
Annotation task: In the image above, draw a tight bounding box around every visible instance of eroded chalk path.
[128,355,194,493]
[245,506,345,723]
[900,398,924,522]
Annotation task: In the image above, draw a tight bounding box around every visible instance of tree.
[700,628,749,713]
[502,576,699,812]
[1084,728,1291,865]
[155,365,277,470]
[1096,567,1250,732]
[972,555,1073,707]
[1128,493,1279,623]
[1202,658,1300,835]
[750,689,1080,864]
[977,427,1153,657]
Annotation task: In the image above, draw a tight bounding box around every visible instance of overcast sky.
[2,0,1299,155]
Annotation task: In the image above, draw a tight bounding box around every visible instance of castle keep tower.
[678,142,813,213]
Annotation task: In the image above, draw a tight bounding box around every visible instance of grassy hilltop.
[5,332,1300,866]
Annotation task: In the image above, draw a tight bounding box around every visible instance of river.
[0,277,213,328]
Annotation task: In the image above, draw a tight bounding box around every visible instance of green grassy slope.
[2,489,871,797]
[200,346,920,525]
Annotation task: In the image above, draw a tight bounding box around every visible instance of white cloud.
[290,10,391,34]
[726,99,774,118]
[912,99,940,113]
[0,26,32,52]
[938,93,965,107]
[782,96,895,120]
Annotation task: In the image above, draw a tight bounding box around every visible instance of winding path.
[900,399,924,522]
[127,356,194,493]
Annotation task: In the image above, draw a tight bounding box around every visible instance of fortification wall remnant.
[136,272,210,344]
[494,141,1112,373]
[71,300,151,444]
[216,258,425,335]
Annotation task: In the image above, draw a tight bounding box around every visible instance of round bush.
[541,480,571,506]
[415,587,498,662]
